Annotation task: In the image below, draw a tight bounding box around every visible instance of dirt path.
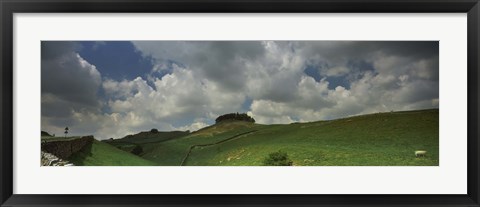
[180,130,258,166]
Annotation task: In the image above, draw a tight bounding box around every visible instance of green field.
[132,109,438,166]
[103,130,190,155]
[140,121,260,165]
[63,109,439,166]
[113,130,190,144]
[68,140,157,166]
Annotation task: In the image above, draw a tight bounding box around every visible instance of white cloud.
[131,41,439,125]
[245,47,438,124]
[42,41,439,139]
[94,64,245,138]
[178,121,209,132]
[325,66,350,77]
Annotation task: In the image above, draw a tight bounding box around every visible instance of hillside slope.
[113,130,190,144]
[103,130,190,155]
[140,121,260,165]
[68,140,157,166]
[140,109,439,166]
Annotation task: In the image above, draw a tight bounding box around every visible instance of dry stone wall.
[41,136,94,159]
[41,151,74,166]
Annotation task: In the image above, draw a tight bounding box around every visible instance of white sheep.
[415,150,427,157]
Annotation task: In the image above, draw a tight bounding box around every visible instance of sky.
[41,41,439,139]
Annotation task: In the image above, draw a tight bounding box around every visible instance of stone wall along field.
[41,136,94,159]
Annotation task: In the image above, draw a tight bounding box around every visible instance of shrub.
[131,145,143,155]
[215,112,255,123]
[263,150,293,166]
[150,128,159,133]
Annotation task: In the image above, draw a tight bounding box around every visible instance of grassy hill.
[68,140,157,166]
[103,130,190,155]
[115,130,190,144]
[41,131,52,137]
[137,109,439,166]
[140,121,259,165]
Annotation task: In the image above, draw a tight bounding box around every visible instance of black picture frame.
[1,0,479,206]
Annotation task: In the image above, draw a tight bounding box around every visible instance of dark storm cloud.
[376,41,438,60]
[41,41,77,60]
[298,41,438,92]
[367,41,438,59]
[41,42,102,118]
[393,80,439,103]
[41,94,77,117]
[41,41,102,135]
[298,41,438,81]
[200,41,266,90]
[132,41,266,91]
[299,41,438,62]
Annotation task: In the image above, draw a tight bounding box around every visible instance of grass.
[137,109,438,166]
[105,141,140,153]
[140,121,259,165]
[41,136,82,142]
[111,131,189,144]
[68,140,157,166]
[103,130,190,156]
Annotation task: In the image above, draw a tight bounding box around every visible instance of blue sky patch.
[241,97,253,112]
[325,76,351,90]
[303,65,322,82]
[78,41,154,81]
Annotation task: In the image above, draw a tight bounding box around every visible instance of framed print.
[1,0,479,206]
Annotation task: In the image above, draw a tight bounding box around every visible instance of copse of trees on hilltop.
[215,113,255,124]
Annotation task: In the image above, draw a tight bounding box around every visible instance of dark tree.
[64,127,69,138]
[131,145,143,155]
[263,150,293,166]
[215,113,255,124]
[150,128,159,133]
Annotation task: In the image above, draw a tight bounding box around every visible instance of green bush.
[215,113,255,123]
[263,150,293,166]
[131,145,143,155]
